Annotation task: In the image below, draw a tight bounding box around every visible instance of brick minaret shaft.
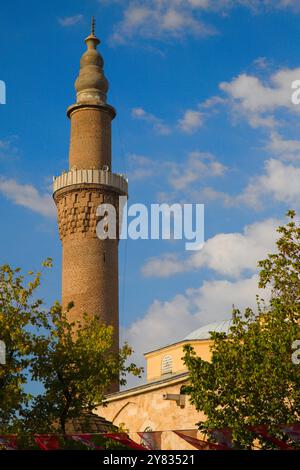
[53,22,128,373]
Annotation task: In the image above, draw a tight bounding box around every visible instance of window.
[161,355,173,375]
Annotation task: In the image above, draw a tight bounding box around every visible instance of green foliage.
[0,260,142,435]
[26,307,142,434]
[0,263,49,432]
[183,211,300,449]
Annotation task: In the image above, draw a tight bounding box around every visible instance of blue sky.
[1,0,300,383]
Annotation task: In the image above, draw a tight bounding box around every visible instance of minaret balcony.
[53,169,128,196]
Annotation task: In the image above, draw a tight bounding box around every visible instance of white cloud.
[191,66,300,211]
[128,154,156,181]
[168,151,227,190]
[198,186,234,205]
[187,0,210,7]
[131,107,171,135]
[248,114,278,129]
[104,1,300,45]
[0,140,10,149]
[266,132,300,161]
[109,1,216,44]
[189,218,279,276]
[0,136,19,159]
[276,0,300,10]
[132,94,228,135]
[253,56,270,69]
[128,150,227,190]
[178,109,204,133]
[190,275,263,320]
[190,67,300,211]
[213,0,300,11]
[239,159,300,208]
[220,72,290,113]
[130,68,300,213]
[200,157,300,210]
[142,253,187,278]
[101,0,300,10]
[200,95,228,109]
[219,67,300,128]
[174,96,227,133]
[58,15,84,27]
[0,178,56,218]
[142,217,279,278]
[161,7,208,34]
[215,0,300,10]
[132,106,208,135]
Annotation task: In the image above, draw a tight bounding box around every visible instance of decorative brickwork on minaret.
[53,21,127,383]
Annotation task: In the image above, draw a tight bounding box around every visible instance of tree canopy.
[183,211,300,449]
[0,259,142,435]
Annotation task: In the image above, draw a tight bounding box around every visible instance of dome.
[64,412,117,434]
[184,319,232,341]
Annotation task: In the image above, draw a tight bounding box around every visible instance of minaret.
[53,19,127,370]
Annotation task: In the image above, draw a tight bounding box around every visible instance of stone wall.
[53,185,120,361]
[97,377,205,450]
[68,106,113,170]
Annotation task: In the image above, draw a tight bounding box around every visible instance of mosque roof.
[144,319,233,356]
[64,412,117,434]
[183,319,232,341]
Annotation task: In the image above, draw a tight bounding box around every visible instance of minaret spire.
[91,16,95,36]
[73,16,108,106]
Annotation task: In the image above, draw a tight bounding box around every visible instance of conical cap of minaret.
[75,18,109,105]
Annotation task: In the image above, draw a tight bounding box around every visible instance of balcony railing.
[53,169,128,195]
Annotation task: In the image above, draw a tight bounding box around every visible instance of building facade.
[98,321,231,450]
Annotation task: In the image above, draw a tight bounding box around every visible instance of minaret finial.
[74,15,108,105]
[91,16,95,36]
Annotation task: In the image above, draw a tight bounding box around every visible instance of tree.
[0,261,51,433]
[183,211,300,449]
[0,260,142,435]
[26,304,142,434]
